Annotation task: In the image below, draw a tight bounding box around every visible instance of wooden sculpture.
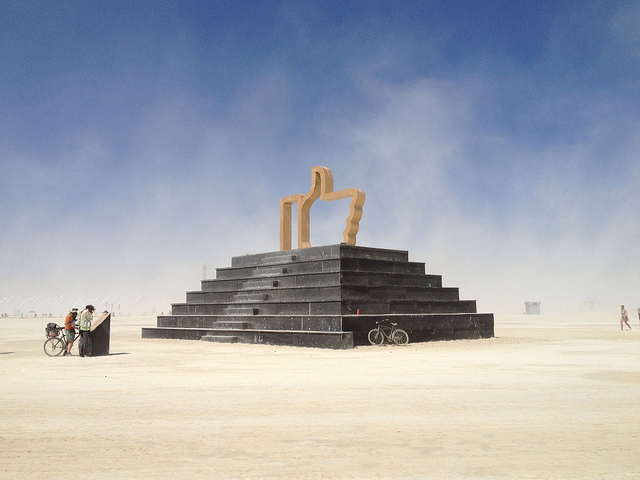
[280,166,365,250]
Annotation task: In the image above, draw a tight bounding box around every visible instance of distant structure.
[524,301,541,315]
[582,298,601,311]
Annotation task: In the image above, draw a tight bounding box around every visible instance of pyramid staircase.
[142,244,494,349]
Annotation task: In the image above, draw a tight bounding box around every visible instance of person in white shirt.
[78,305,95,357]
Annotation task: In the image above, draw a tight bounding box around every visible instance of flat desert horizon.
[1,312,639,479]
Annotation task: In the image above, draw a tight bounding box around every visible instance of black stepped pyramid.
[141,244,494,349]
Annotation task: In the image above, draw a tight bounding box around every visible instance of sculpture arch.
[280,166,365,251]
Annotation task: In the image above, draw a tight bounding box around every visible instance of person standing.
[78,305,95,357]
[620,305,631,331]
[63,308,78,356]
[637,307,640,325]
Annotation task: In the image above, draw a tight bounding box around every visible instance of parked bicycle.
[43,323,77,357]
[368,319,409,346]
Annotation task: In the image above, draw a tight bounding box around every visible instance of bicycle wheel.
[44,338,65,357]
[368,328,385,345]
[391,329,409,345]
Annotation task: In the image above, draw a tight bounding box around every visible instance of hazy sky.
[1,1,639,316]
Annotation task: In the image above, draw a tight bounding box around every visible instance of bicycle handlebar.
[375,319,397,326]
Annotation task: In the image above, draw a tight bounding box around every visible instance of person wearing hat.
[63,308,78,356]
[78,305,95,357]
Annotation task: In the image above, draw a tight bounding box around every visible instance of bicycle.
[367,319,409,346]
[43,323,78,357]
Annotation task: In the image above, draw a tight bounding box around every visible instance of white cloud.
[315,72,640,314]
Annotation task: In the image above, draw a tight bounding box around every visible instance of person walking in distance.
[620,305,631,331]
[78,305,95,357]
[637,307,640,326]
[63,308,78,356]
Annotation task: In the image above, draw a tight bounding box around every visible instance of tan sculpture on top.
[280,166,366,251]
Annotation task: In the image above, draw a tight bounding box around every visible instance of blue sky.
[1,1,639,315]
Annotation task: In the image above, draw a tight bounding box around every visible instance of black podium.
[89,312,111,356]
[143,244,494,348]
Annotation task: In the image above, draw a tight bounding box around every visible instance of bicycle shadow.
[79,352,131,357]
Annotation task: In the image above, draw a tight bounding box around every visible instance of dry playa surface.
[1,313,639,479]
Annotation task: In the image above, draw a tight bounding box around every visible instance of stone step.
[256,253,298,266]
[143,326,354,349]
[340,299,477,315]
[199,272,440,294]
[201,335,238,343]
[215,265,287,280]
[215,259,340,280]
[186,291,271,303]
[341,286,460,302]
[145,310,494,348]
[343,313,494,344]
[340,271,442,288]
[231,245,340,267]
[217,258,425,281]
[239,278,281,290]
[232,292,269,302]
[236,273,341,290]
[212,321,251,329]
[224,306,260,315]
[172,297,475,316]
[340,257,425,275]
[230,244,410,268]
[173,301,339,316]
[156,314,342,331]
[192,284,463,305]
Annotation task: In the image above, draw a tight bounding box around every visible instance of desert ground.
[1,312,639,479]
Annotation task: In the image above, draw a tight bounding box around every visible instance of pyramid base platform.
[143,244,494,349]
[142,313,493,349]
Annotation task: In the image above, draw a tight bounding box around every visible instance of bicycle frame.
[368,319,409,346]
[376,323,395,342]
[44,325,79,356]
